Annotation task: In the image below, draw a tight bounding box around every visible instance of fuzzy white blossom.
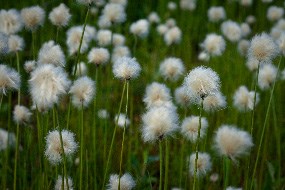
[203,92,226,112]
[112,46,131,62]
[0,33,9,55]
[21,6,45,31]
[29,64,70,112]
[159,57,185,81]
[45,129,78,164]
[180,0,196,11]
[142,106,178,142]
[8,35,24,53]
[113,33,125,46]
[38,41,65,67]
[221,20,242,42]
[233,86,259,111]
[0,64,20,95]
[101,3,126,24]
[69,76,95,108]
[258,63,278,90]
[189,152,212,176]
[72,62,88,76]
[267,6,284,22]
[88,47,109,65]
[214,125,253,160]
[201,33,226,56]
[174,86,191,107]
[164,26,182,45]
[49,3,71,27]
[112,57,141,80]
[107,173,136,190]
[24,60,36,73]
[13,105,32,125]
[207,6,226,22]
[97,29,112,47]
[0,9,23,35]
[237,39,250,56]
[148,12,160,23]
[181,116,208,142]
[115,113,130,128]
[0,128,16,151]
[54,175,74,190]
[130,19,150,38]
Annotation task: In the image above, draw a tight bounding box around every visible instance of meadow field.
[0,0,284,189]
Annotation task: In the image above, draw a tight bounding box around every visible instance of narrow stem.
[179,139,185,188]
[250,62,260,135]
[223,157,230,189]
[102,80,126,190]
[118,80,129,189]
[32,32,35,60]
[13,123,20,190]
[133,34,138,57]
[56,27,59,43]
[66,99,71,129]
[93,66,98,189]
[193,100,203,190]
[79,104,84,190]
[250,56,282,190]
[159,140,163,190]
[0,93,3,109]
[164,139,169,190]
[73,6,90,77]
[16,52,20,103]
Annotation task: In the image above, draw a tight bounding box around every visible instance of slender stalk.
[0,93,3,109]
[79,103,84,190]
[133,34,138,57]
[73,6,90,77]
[32,32,36,60]
[56,27,59,43]
[118,80,129,189]
[193,100,203,190]
[164,139,169,190]
[159,140,163,190]
[179,139,185,188]
[223,157,230,189]
[102,80,126,190]
[250,56,282,190]
[250,62,260,135]
[93,66,98,190]
[66,99,72,130]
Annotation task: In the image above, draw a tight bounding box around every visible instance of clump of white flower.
[221,20,242,42]
[148,12,160,24]
[54,175,74,190]
[0,64,20,95]
[49,3,71,27]
[174,86,191,107]
[181,116,208,143]
[107,173,136,190]
[112,57,141,80]
[201,33,226,56]
[13,105,32,125]
[97,29,112,47]
[38,41,66,67]
[21,5,45,31]
[233,85,259,111]
[267,6,284,22]
[88,47,110,66]
[189,152,212,176]
[180,0,197,11]
[130,19,150,38]
[203,92,227,112]
[207,6,226,22]
[8,35,25,53]
[164,26,182,45]
[0,128,16,151]
[159,57,185,81]
[258,63,278,90]
[0,9,23,35]
[115,113,130,128]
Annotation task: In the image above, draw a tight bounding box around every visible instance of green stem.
[223,157,230,189]
[93,66,98,189]
[179,139,185,188]
[79,104,84,190]
[66,99,71,130]
[250,56,282,190]
[193,100,203,190]
[13,123,19,190]
[133,34,137,57]
[102,80,126,190]
[73,6,90,77]
[164,139,169,190]
[56,27,59,43]
[118,80,129,189]
[0,93,3,109]
[32,32,35,60]
[250,61,260,135]
[159,140,163,190]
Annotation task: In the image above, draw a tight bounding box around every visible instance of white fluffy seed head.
[240,0,253,6]
[21,6,45,31]
[0,128,16,151]
[113,33,125,47]
[107,173,136,190]
[174,86,191,107]
[115,113,130,128]
[267,6,284,22]
[240,23,251,37]
[8,35,25,53]
[237,39,250,56]
[156,24,168,35]
[0,64,20,95]
[233,85,259,111]
[49,3,71,27]
[72,62,88,77]
[0,9,23,35]
[159,57,185,81]
[69,76,95,108]
[66,26,92,55]
[221,20,242,42]
[181,116,208,143]
[164,26,182,46]
[102,3,126,24]
[98,109,110,119]
[76,0,95,6]
[130,19,150,38]
[183,66,221,104]
[13,105,32,125]
[112,46,131,62]
[180,0,197,11]
[189,152,212,176]
[142,106,179,142]
[112,57,141,80]
[168,2,177,10]
[203,92,226,112]
[166,18,176,28]
[245,58,259,72]
[246,15,256,24]
[198,51,210,62]
[45,129,78,164]
[226,187,242,190]
[201,33,226,56]
[54,175,74,190]
[248,33,279,62]
[88,47,109,65]
[38,41,66,67]
[258,63,278,90]
[29,64,70,112]
[97,29,112,47]
[148,12,160,23]
[24,60,37,73]
[207,6,226,22]
[214,125,253,160]
[143,82,172,109]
